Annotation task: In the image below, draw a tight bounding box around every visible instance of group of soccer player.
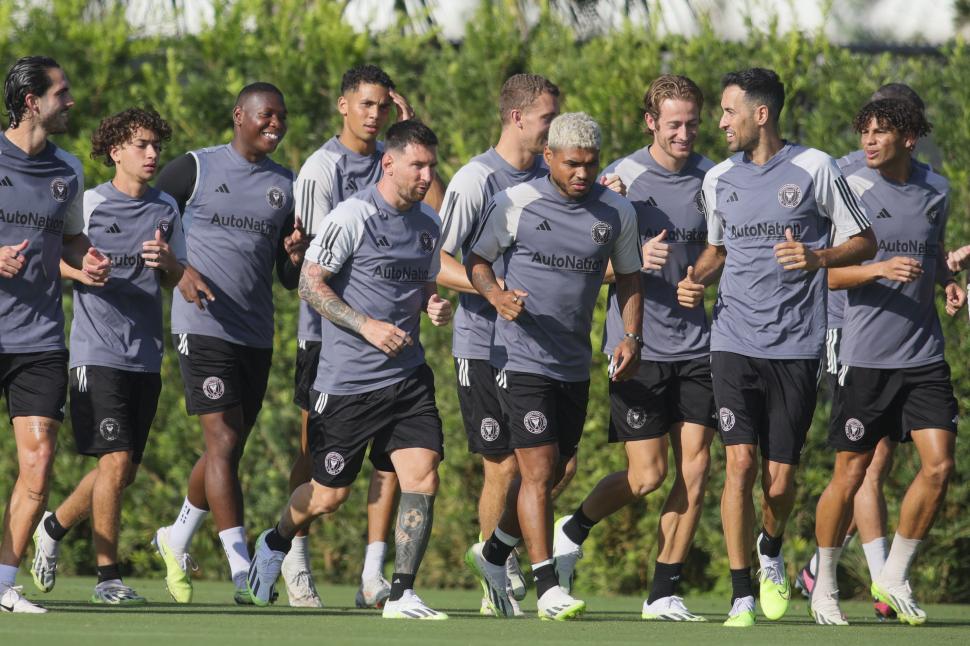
[0,53,964,628]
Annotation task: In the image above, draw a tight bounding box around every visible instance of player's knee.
[922,456,954,488]
[20,444,55,482]
[98,452,133,486]
[485,454,519,486]
[309,483,350,515]
[725,449,757,481]
[764,478,794,503]
[629,463,667,496]
[680,456,711,501]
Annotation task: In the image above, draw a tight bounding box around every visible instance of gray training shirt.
[169,144,295,348]
[601,148,714,360]
[839,161,949,369]
[296,136,384,342]
[70,182,186,372]
[0,132,84,353]
[704,143,871,360]
[439,148,548,360]
[304,185,442,395]
[472,176,642,382]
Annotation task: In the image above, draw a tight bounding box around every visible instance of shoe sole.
[723,613,756,627]
[642,612,706,621]
[870,583,926,626]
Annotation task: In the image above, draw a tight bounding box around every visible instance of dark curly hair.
[852,98,932,139]
[90,107,172,167]
[341,64,394,95]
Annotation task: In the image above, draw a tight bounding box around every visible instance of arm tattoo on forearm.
[470,263,498,297]
[394,492,435,576]
[299,263,366,333]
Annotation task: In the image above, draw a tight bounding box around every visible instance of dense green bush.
[2,0,969,601]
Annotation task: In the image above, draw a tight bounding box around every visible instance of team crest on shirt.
[777,183,802,208]
[719,407,736,432]
[694,190,705,214]
[266,186,286,210]
[202,376,225,400]
[419,230,436,253]
[50,177,69,202]
[626,407,647,429]
[523,411,548,434]
[926,205,941,225]
[99,418,120,441]
[480,417,501,442]
[845,418,865,441]
[157,219,171,236]
[324,451,345,475]
[591,221,613,245]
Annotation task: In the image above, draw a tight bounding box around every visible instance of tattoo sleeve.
[394,492,435,576]
[299,261,366,333]
[468,253,499,299]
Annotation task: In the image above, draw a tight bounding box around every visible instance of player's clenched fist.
[0,239,28,278]
[946,244,970,273]
[774,227,820,271]
[879,256,922,283]
[945,282,966,317]
[677,265,704,308]
[492,289,528,321]
[82,246,111,286]
[178,264,215,310]
[362,319,413,357]
[425,292,452,326]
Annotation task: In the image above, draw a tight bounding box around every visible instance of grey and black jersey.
[70,182,186,372]
[305,185,442,395]
[0,132,83,353]
[165,144,295,348]
[296,136,384,342]
[601,148,714,361]
[472,176,641,382]
[840,162,949,369]
[441,148,548,360]
[704,143,871,360]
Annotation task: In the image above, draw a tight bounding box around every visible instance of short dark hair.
[234,82,284,108]
[385,119,437,152]
[4,56,61,128]
[721,67,785,122]
[853,98,932,139]
[870,83,924,112]
[499,73,560,124]
[90,107,172,167]
[341,64,395,95]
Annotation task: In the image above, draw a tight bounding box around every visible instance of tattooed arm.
[467,252,528,322]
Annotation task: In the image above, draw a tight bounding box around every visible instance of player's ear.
[337,95,348,117]
[232,105,243,128]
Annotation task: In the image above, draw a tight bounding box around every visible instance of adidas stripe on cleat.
[382,590,448,620]
[871,580,927,626]
[552,516,583,593]
[641,595,706,621]
[464,542,514,617]
[247,529,285,607]
[536,585,585,621]
[30,512,59,593]
[91,581,146,605]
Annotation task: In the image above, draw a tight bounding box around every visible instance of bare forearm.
[615,271,643,333]
[299,262,366,332]
[468,254,501,302]
[61,233,90,269]
[828,263,882,290]
[437,251,476,294]
[818,228,877,269]
[693,244,726,285]
[160,263,185,289]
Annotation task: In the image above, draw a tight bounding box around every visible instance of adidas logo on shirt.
[216,183,231,193]
[645,196,658,207]
[105,223,122,234]
[376,236,390,247]
[536,219,552,231]
[726,192,740,203]
[0,176,13,187]
[876,208,892,219]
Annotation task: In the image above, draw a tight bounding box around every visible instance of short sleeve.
[609,200,643,274]
[295,152,336,237]
[439,168,486,257]
[702,172,724,246]
[815,157,871,238]
[470,192,516,263]
[304,201,367,274]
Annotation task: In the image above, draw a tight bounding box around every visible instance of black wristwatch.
[623,332,644,348]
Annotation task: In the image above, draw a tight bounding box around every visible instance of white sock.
[813,546,842,601]
[494,527,520,547]
[169,497,207,554]
[861,537,888,581]
[286,535,309,570]
[877,533,921,588]
[361,541,387,581]
[0,564,18,587]
[218,526,250,583]
[808,551,819,577]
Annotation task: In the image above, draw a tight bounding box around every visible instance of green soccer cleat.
[152,526,195,604]
[536,585,585,621]
[723,596,756,627]
[757,555,791,620]
[30,512,59,593]
[871,580,927,626]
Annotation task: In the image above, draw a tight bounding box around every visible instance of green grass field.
[2,577,968,645]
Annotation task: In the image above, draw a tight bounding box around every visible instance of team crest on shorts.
[626,407,647,429]
[99,418,120,441]
[50,177,69,202]
[480,417,501,442]
[266,186,286,210]
[845,418,865,441]
[694,190,705,214]
[202,376,225,400]
[324,451,345,476]
[419,230,436,253]
[591,221,613,245]
[719,407,736,432]
[524,411,548,434]
[777,183,802,208]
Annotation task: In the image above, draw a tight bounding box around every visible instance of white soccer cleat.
[464,541,514,617]
[355,576,391,609]
[552,516,583,593]
[641,595,706,621]
[536,585,585,621]
[810,589,849,625]
[382,590,448,620]
[30,512,59,593]
[506,552,526,601]
[91,580,146,605]
[0,584,48,613]
[247,529,285,607]
[871,580,927,626]
[281,551,322,608]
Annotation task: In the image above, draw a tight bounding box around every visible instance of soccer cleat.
[464,541,514,617]
[152,526,196,603]
[382,590,448,620]
[30,512,59,593]
[723,595,755,627]
[641,595,706,621]
[809,589,848,625]
[247,529,285,607]
[355,576,391,609]
[756,537,790,620]
[552,516,583,593]
[0,584,47,613]
[537,585,585,621]
[871,580,927,626]
[91,580,146,605]
[873,597,897,621]
[281,552,323,608]
[795,563,815,599]
[479,591,524,617]
[234,572,278,605]
[506,552,527,601]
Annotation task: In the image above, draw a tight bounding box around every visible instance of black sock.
[482,531,515,567]
[730,568,753,601]
[648,561,683,604]
[265,525,292,553]
[759,527,783,558]
[533,563,557,599]
[562,505,597,545]
[389,572,415,601]
[97,563,121,583]
[44,513,69,541]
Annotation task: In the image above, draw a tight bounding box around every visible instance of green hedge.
[2,0,969,601]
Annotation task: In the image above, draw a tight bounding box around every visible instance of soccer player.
[676,68,876,627]
[0,55,110,613]
[247,120,451,620]
[30,108,186,605]
[552,75,715,622]
[287,64,415,609]
[150,82,307,604]
[808,98,963,625]
[465,112,643,620]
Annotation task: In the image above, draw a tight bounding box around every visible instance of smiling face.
[718,84,760,153]
[545,146,600,200]
[646,97,700,166]
[233,91,287,159]
[111,127,162,184]
[339,82,394,148]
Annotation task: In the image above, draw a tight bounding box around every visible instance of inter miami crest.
[590,221,613,245]
[719,407,736,432]
[266,186,286,210]
[523,411,548,434]
[202,376,225,400]
[157,219,171,237]
[844,418,865,441]
[694,190,705,214]
[419,230,436,253]
[626,407,647,429]
[50,177,69,202]
[480,417,501,442]
[99,418,120,441]
[324,451,345,476]
[777,183,802,208]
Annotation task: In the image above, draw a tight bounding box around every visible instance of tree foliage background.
[1,0,969,602]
